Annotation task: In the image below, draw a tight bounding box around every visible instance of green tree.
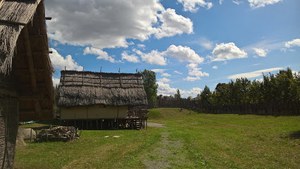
[174,89,182,108]
[174,89,181,100]
[141,70,158,108]
[199,86,212,108]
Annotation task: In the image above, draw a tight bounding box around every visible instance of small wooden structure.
[58,70,148,129]
[0,0,53,168]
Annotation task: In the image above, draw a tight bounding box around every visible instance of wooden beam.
[23,26,37,91]
[0,19,27,26]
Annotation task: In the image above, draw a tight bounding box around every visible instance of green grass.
[15,108,300,169]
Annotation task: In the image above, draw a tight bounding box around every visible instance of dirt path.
[142,131,186,169]
[147,122,164,128]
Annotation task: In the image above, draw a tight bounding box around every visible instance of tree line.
[149,68,300,115]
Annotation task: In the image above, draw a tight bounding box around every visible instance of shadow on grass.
[287,131,300,139]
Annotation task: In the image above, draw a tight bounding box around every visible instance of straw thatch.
[58,70,148,107]
[1,0,53,167]
[0,0,41,74]
[0,0,53,120]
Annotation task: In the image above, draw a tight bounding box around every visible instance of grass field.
[15,108,300,169]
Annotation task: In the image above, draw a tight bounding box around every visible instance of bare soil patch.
[147,122,164,128]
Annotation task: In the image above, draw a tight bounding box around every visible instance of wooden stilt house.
[58,70,148,129]
[0,0,53,168]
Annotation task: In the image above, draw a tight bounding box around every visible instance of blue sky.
[46,0,300,98]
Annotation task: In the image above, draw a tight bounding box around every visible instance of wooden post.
[0,75,19,169]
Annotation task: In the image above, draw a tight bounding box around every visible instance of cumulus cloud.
[46,0,193,49]
[228,67,283,79]
[285,38,300,48]
[121,52,140,63]
[157,80,202,98]
[164,45,204,64]
[184,63,209,81]
[177,0,213,12]
[155,8,193,39]
[145,45,206,81]
[152,69,171,77]
[198,38,214,50]
[84,47,116,63]
[151,69,166,74]
[50,48,83,71]
[135,45,203,66]
[137,50,167,66]
[253,48,267,57]
[157,81,177,96]
[158,77,171,83]
[211,42,247,61]
[248,0,282,9]
[181,87,202,98]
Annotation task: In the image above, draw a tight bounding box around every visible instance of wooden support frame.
[23,26,43,117]
[23,26,37,91]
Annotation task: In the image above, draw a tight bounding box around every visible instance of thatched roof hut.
[0,0,53,168]
[58,71,148,129]
[58,70,148,107]
[0,0,53,121]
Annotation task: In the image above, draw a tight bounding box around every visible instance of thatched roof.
[0,0,53,120]
[58,71,148,107]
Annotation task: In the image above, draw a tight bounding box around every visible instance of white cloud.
[50,48,83,71]
[253,48,267,57]
[184,76,201,81]
[184,63,209,81]
[144,45,206,81]
[157,81,177,96]
[164,45,204,64]
[52,77,60,87]
[285,39,300,48]
[187,63,209,77]
[157,80,202,98]
[181,87,202,98]
[158,77,171,83]
[121,52,140,63]
[211,42,247,61]
[136,44,203,66]
[139,50,167,66]
[233,0,242,5]
[177,0,213,12]
[228,67,283,79]
[174,70,183,75]
[151,69,166,74]
[151,69,171,77]
[219,0,224,5]
[212,65,218,69]
[46,1,193,49]
[198,38,214,50]
[162,73,171,77]
[244,39,283,54]
[137,44,146,49]
[155,8,193,39]
[248,0,282,9]
[84,47,115,63]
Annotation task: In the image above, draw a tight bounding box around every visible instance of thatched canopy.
[0,0,53,120]
[58,71,148,107]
